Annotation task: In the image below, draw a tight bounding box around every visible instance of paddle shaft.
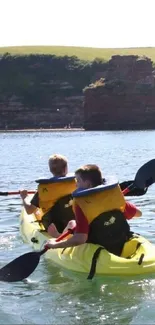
[0,191,36,196]
[42,226,76,254]
[2,158,155,198]
[122,184,134,195]
[0,185,146,198]
[55,227,75,242]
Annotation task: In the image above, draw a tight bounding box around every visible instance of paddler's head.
[48,154,68,176]
[75,164,102,190]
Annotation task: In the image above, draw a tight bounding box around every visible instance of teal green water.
[0,130,155,324]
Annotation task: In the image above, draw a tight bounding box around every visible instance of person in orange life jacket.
[20,154,75,232]
[45,164,142,255]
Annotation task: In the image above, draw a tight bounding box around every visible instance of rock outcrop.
[0,92,84,130]
[84,55,155,130]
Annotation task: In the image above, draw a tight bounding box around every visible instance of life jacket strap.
[87,247,105,280]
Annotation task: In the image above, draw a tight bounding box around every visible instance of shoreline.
[0,128,85,133]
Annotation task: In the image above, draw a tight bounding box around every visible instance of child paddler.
[46,164,142,256]
[19,154,76,233]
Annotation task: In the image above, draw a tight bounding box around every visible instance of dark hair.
[75,164,103,187]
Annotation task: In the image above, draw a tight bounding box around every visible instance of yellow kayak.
[19,205,155,277]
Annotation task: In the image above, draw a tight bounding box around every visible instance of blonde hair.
[48,154,68,176]
[75,164,102,187]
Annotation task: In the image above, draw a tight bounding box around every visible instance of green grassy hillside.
[0,46,155,61]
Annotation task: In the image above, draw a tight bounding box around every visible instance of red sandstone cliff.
[83,55,155,130]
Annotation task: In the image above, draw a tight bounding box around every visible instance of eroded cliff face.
[84,55,155,130]
[0,92,84,130]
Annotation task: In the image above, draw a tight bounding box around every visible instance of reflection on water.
[0,130,155,324]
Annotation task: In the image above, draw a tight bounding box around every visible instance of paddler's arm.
[133,207,142,218]
[20,190,38,214]
[124,201,142,219]
[45,232,88,249]
[46,204,89,249]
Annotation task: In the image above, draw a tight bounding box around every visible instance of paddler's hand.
[44,238,58,249]
[19,189,28,199]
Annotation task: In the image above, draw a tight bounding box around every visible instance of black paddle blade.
[120,181,148,196]
[0,249,46,282]
[135,159,155,189]
[0,192,9,196]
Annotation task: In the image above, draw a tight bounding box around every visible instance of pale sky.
[0,0,154,48]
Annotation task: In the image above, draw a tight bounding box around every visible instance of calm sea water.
[0,130,155,325]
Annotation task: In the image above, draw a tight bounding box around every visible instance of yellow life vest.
[72,176,126,224]
[72,176,130,255]
[36,174,76,215]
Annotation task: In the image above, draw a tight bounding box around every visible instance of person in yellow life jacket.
[45,164,142,256]
[20,154,76,232]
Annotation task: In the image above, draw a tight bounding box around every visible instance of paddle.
[0,191,36,196]
[0,227,75,282]
[1,158,155,198]
[122,159,155,196]
[119,180,148,196]
[0,186,149,197]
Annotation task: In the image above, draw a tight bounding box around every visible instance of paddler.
[45,164,142,256]
[19,154,76,233]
